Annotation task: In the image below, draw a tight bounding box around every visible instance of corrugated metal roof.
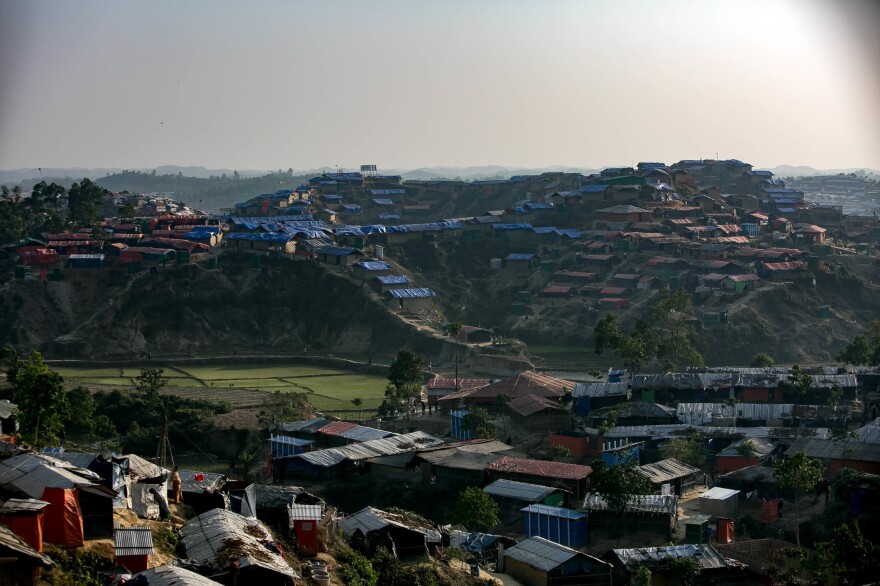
[354,261,390,271]
[718,465,775,483]
[605,424,831,441]
[317,421,358,436]
[416,450,502,471]
[387,288,436,299]
[582,493,677,515]
[503,536,579,572]
[635,458,700,484]
[338,426,396,442]
[376,275,410,285]
[700,487,740,501]
[855,418,880,444]
[114,525,154,556]
[0,498,50,513]
[572,382,629,398]
[339,507,441,542]
[521,504,586,520]
[677,403,797,425]
[509,394,563,417]
[718,438,775,458]
[611,544,731,571]
[179,509,295,578]
[0,524,52,566]
[289,431,443,468]
[787,437,880,463]
[288,504,323,521]
[488,456,591,481]
[483,479,558,502]
[274,418,329,433]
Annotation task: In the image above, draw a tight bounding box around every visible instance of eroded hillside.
[0,253,451,360]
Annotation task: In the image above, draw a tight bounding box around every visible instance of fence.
[307,396,384,422]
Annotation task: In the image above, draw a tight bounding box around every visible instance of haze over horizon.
[1,0,879,173]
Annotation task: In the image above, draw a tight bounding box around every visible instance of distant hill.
[770,165,880,178]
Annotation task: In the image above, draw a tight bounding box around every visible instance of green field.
[54,363,388,402]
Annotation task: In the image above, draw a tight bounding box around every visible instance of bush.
[334,542,378,586]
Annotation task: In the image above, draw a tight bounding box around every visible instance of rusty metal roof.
[488,456,591,481]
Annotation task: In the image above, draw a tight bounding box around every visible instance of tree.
[723,397,739,428]
[451,487,499,531]
[447,322,463,389]
[67,177,108,224]
[735,439,758,459]
[811,522,878,584]
[12,352,69,448]
[660,438,707,468]
[382,350,425,418]
[135,368,168,400]
[778,365,813,424]
[588,457,652,535]
[632,566,653,586]
[837,334,872,366]
[750,352,775,368]
[463,407,495,439]
[118,203,137,218]
[773,451,824,546]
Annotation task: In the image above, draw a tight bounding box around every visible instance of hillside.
[0,253,453,362]
[393,237,880,367]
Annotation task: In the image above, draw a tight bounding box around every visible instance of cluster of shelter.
[262,363,880,585]
[0,440,337,585]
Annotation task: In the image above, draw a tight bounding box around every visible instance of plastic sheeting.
[130,481,167,520]
[41,487,84,547]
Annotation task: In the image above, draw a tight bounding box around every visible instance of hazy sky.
[1,0,878,172]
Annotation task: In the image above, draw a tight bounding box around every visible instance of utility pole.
[156,399,174,469]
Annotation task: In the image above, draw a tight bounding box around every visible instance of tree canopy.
[67,177,108,224]
[773,451,824,546]
[594,290,704,372]
[379,350,424,418]
[10,352,68,448]
[451,487,499,531]
[659,438,707,468]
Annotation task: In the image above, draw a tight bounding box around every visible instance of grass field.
[55,363,388,404]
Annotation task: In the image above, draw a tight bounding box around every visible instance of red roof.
[762,261,804,271]
[542,286,573,295]
[579,254,614,261]
[726,274,761,282]
[554,271,597,280]
[508,394,564,417]
[599,287,627,295]
[488,456,591,480]
[439,370,574,402]
[317,421,358,436]
[425,378,491,391]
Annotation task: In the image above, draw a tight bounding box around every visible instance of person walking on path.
[170,466,183,504]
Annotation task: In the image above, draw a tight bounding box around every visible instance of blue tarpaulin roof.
[316,245,359,256]
[506,253,536,261]
[355,261,390,271]
[525,202,553,210]
[387,288,436,299]
[225,232,291,242]
[580,185,609,193]
[370,189,405,195]
[377,275,410,284]
[379,214,401,220]
[493,223,533,231]
[372,198,394,205]
[340,204,362,212]
[323,194,343,201]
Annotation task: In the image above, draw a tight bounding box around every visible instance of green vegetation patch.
[296,374,388,400]
[177,364,349,380]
